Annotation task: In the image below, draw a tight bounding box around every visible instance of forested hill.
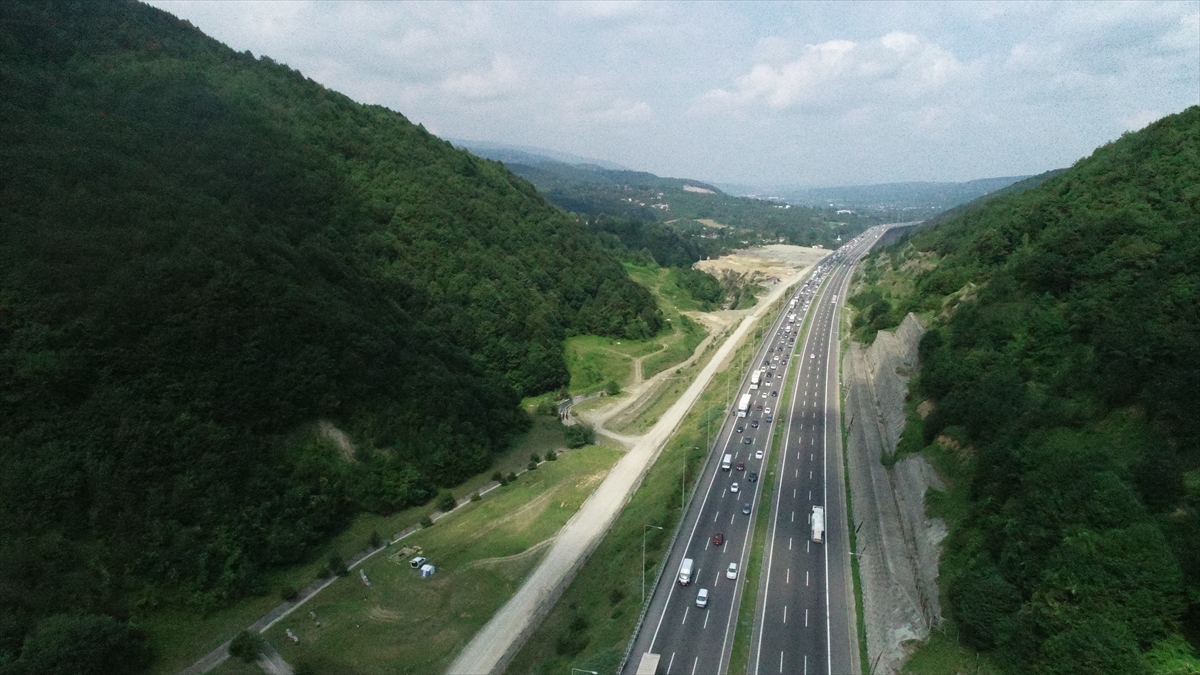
[853,107,1199,673]
[0,0,659,664]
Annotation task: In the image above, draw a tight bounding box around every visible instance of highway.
[749,228,884,675]
[624,227,888,672]
[622,226,887,675]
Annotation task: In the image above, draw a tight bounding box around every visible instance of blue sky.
[148,1,1199,187]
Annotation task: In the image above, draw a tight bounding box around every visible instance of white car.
[761,392,768,399]
[755,449,763,460]
[731,482,740,493]
[696,588,709,608]
[810,353,816,359]
[726,563,738,580]
[765,407,772,415]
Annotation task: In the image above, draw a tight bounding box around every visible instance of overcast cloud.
[146,0,1199,187]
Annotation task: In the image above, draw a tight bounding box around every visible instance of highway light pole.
[642,524,663,606]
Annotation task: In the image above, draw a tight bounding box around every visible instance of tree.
[15,614,151,675]
[228,630,265,664]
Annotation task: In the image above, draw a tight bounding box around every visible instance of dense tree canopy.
[853,107,1200,672]
[0,0,660,663]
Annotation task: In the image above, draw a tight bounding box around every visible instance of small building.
[419,564,437,578]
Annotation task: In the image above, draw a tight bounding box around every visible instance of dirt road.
[446,272,809,675]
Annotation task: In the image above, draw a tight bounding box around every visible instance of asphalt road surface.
[750,229,885,675]
[624,228,888,675]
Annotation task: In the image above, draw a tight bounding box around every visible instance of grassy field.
[261,443,622,674]
[142,417,569,675]
[610,336,717,436]
[506,313,773,675]
[564,264,713,396]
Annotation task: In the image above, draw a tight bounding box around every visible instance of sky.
[147,1,1199,188]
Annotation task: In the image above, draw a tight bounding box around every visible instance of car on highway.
[742,503,752,515]
[755,449,763,459]
[736,462,745,471]
[712,532,724,546]
[736,423,744,433]
[761,392,768,399]
[730,482,739,493]
[742,437,753,444]
[765,414,773,423]
[811,353,816,359]
[756,404,763,410]
[696,588,709,608]
[765,407,772,415]
[771,390,778,397]
[750,420,759,429]
[748,471,758,482]
[726,563,738,580]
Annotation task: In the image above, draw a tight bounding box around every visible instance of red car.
[712,532,724,546]
[735,462,745,471]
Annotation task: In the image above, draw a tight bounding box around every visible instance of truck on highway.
[678,558,694,585]
[721,453,732,471]
[750,371,761,389]
[738,393,751,417]
[810,506,825,543]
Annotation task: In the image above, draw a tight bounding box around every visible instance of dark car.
[742,436,753,444]
[765,414,773,423]
[756,404,763,410]
[712,532,724,546]
[736,424,744,433]
[771,390,778,397]
[742,503,752,515]
[750,420,759,429]
[735,462,745,472]
[748,471,758,482]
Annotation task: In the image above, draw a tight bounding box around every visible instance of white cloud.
[696,32,967,114]
[441,54,523,99]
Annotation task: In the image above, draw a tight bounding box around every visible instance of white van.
[721,454,732,471]
[678,558,695,586]
[810,506,825,543]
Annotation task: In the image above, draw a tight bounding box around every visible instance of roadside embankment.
[843,313,947,675]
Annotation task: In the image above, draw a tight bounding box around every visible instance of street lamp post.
[571,669,599,675]
[642,524,663,606]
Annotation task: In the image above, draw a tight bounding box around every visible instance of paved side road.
[446,273,808,675]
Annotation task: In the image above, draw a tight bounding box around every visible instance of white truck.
[810,506,825,543]
[678,558,695,585]
[721,453,732,471]
[750,371,761,389]
[737,393,751,418]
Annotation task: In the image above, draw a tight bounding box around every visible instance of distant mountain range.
[728,176,1039,213]
[450,139,629,171]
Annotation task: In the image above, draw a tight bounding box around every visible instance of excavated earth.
[842,313,947,675]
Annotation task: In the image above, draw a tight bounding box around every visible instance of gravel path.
[446,275,806,675]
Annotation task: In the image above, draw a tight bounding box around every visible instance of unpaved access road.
[446,273,810,675]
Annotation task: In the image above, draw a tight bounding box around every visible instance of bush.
[530,453,541,463]
[506,472,518,483]
[497,474,509,486]
[564,423,596,448]
[491,471,503,482]
[470,491,481,502]
[545,449,557,461]
[228,630,265,663]
[528,461,538,471]
[279,586,299,602]
[419,515,434,529]
[437,490,457,512]
[368,530,382,548]
[605,379,622,395]
[325,553,347,577]
[609,587,626,605]
[554,614,590,656]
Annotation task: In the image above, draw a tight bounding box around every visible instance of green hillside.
[0,0,660,667]
[852,107,1200,673]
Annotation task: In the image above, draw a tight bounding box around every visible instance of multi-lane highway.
[623,227,887,675]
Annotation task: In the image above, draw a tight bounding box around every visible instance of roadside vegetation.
[260,443,621,674]
[850,107,1200,674]
[507,305,780,675]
